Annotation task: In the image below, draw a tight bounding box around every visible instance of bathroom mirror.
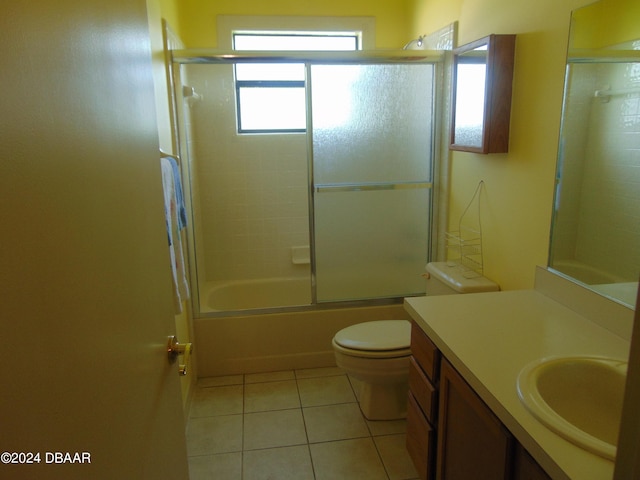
[549,0,640,308]
[450,34,516,154]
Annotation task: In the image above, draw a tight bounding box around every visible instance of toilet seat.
[333,320,411,358]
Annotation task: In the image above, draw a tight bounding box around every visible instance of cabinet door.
[513,443,551,480]
[436,359,513,480]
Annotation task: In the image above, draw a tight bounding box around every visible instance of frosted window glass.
[311,64,434,184]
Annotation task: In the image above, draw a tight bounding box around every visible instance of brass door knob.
[167,335,192,376]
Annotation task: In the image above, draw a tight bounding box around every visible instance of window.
[233,33,359,133]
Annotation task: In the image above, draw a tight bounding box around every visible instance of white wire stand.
[446,181,485,277]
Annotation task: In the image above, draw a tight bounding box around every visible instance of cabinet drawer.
[410,322,440,382]
[409,357,438,423]
[407,392,436,480]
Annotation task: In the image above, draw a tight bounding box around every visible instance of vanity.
[404,267,634,479]
[405,0,639,475]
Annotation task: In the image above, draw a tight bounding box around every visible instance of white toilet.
[332,262,499,420]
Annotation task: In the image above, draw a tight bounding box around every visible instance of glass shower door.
[311,63,435,302]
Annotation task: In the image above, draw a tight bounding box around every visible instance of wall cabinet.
[407,321,550,480]
[450,34,516,154]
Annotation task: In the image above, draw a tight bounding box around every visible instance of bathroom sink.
[517,356,627,460]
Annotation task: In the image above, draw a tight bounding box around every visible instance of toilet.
[332,261,499,420]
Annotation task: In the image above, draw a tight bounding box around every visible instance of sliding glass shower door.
[310,63,435,302]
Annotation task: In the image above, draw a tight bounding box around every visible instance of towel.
[161,156,190,314]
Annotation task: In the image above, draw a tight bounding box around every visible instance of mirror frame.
[450,34,516,154]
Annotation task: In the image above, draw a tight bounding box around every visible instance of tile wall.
[185,64,310,284]
[552,41,640,281]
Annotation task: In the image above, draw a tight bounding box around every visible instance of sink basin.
[517,356,627,460]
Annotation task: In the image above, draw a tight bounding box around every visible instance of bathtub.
[194,278,412,376]
[550,260,637,307]
[550,259,624,285]
[204,277,312,312]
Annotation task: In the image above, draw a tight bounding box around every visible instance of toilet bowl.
[332,262,499,420]
[333,320,412,420]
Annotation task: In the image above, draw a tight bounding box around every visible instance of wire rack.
[446,181,485,276]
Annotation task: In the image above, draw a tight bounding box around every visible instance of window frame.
[234,79,307,134]
[218,15,375,134]
[228,26,367,134]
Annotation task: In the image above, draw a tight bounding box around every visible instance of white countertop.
[404,288,631,480]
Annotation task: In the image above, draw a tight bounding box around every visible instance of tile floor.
[186,366,419,480]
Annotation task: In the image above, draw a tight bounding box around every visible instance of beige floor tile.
[297,375,356,407]
[374,434,419,480]
[187,452,242,480]
[348,375,364,401]
[244,380,300,413]
[366,418,407,436]
[190,384,244,418]
[245,370,295,384]
[243,409,308,451]
[198,375,244,387]
[295,366,343,379]
[303,403,370,443]
[186,415,243,456]
[243,445,314,480]
[310,437,388,480]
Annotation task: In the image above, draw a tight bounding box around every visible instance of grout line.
[188,372,415,479]
[240,381,245,480]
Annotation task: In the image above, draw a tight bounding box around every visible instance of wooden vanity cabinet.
[407,322,441,480]
[407,322,551,480]
[437,358,514,480]
[512,444,552,480]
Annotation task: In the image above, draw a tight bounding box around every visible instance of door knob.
[167,335,192,376]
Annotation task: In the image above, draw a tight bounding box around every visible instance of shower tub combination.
[195,277,410,376]
[172,48,445,377]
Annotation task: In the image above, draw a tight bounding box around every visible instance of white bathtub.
[550,260,624,285]
[204,277,312,312]
[194,277,412,376]
[550,260,637,307]
[193,301,411,377]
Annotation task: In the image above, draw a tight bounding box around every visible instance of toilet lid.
[333,320,411,352]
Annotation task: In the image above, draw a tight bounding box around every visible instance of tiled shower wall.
[554,41,640,281]
[186,64,310,284]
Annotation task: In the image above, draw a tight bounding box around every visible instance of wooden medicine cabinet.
[450,34,516,154]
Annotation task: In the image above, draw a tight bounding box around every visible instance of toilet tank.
[424,262,500,295]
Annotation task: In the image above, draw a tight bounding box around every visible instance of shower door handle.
[314,181,431,193]
[167,335,192,376]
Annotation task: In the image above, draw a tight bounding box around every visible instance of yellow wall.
[411,0,595,290]
[157,0,181,34]
[174,0,413,49]
[572,0,640,48]
[153,0,623,293]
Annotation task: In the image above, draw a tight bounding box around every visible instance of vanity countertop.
[404,288,630,480]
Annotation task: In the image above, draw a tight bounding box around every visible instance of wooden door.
[0,1,189,479]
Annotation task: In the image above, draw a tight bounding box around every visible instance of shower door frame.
[171,49,445,318]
